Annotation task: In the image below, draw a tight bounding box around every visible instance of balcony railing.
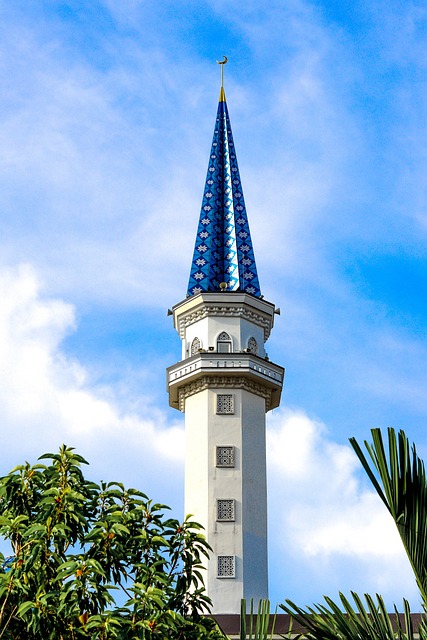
[167,352,284,388]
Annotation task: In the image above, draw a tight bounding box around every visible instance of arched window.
[247,336,258,355]
[191,337,201,355]
[217,331,232,353]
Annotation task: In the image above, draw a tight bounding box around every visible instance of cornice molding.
[178,375,272,412]
[177,304,272,340]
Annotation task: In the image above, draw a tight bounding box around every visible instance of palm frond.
[239,599,277,640]
[350,428,427,606]
[281,592,419,640]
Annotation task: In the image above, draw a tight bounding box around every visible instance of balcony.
[167,352,284,410]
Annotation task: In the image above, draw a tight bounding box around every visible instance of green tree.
[282,428,427,639]
[0,445,224,639]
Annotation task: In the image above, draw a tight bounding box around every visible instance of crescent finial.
[216,56,228,100]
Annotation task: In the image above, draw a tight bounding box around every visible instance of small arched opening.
[217,331,232,353]
[190,337,201,355]
[247,336,258,355]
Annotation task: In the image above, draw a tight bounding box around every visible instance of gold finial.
[216,55,228,102]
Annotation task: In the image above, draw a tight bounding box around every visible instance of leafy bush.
[0,445,223,639]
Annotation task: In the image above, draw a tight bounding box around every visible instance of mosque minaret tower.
[167,61,284,615]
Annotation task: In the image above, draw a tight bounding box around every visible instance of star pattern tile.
[187,98,261,298]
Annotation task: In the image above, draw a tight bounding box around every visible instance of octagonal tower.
[167,71,284,614]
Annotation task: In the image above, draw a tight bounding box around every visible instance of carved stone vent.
[247,336,258,355]
[217,555,235,578]
[217,499,235,521]
[216,394,234,414]
[190,337,201,355]
[216,445,235,467]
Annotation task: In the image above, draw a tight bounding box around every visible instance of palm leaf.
[239,599,276,640]
[281,592,419,640]
[350,428,427,607]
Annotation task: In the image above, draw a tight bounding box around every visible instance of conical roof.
[187,88,261,298]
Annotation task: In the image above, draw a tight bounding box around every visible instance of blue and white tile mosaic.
[187,99,261,298]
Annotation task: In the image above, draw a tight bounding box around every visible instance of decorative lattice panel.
[216,394,234,414]
[217,555,235,578]
[247,336,258,355]
[190,337,201,355]
[217,499,235,521]
[216,446,235,467]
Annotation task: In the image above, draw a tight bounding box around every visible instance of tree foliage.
[0,445,224,639]
[282,428,427,639]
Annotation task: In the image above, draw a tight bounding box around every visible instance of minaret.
[167,62,284,614]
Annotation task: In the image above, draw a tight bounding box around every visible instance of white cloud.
[267,409,419,604]
[0,0,369,310]
[0,264,184,505]
[0,12,207,307]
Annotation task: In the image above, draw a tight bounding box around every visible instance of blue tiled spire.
[187,89,261,298]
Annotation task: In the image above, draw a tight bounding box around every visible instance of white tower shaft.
[167,293,283,613]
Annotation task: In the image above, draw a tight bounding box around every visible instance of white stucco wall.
[185,387,268,613]
[184,315,266,358]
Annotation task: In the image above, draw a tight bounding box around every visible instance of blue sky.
[1,0,427,610]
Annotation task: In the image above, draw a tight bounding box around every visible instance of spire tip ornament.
[216,55,228,102]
